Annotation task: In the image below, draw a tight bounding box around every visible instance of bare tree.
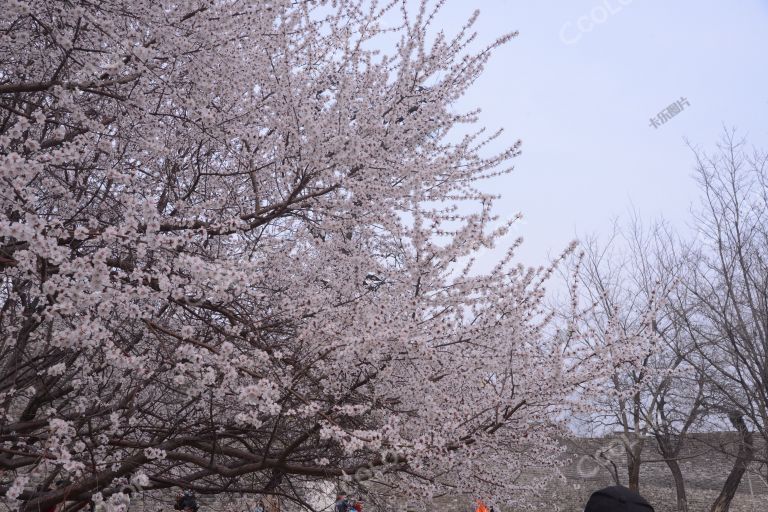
[570,218,710,511]
[671,131,768,512]
[566,221,665,494]
[575,132,768,512]
[640,223,710,512]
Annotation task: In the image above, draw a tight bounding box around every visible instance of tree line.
[566,131,768,512]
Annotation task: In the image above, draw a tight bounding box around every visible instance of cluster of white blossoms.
[0,1,652,511]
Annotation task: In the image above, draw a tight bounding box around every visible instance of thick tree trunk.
[627,459,640,493]
[664,457,689,512]
[656,434,688,512]
[710,414,754,512]
[625,435,645,493]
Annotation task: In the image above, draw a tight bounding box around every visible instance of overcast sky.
[423,0,768,267]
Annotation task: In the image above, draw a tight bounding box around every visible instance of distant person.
[253,501,265,512]
[584,486,654,512]
[474,499,489,512]
[334,494,348,512]
[174,490,199,512]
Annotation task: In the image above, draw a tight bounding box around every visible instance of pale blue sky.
[427,0,768,266]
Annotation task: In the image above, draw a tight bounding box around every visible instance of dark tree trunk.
[625,435,645,493]
[627,460,640,493]
[665,457,689,512]
[656,434,688,512]
[710,414,754,512]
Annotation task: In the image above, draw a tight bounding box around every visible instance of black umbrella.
[584,486,655,512]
